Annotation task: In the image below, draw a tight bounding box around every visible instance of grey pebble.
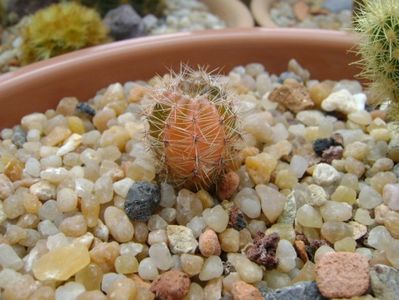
[260,281,326,300]
[370,264,399,300]
[103,4,145,41]
[125,181,160,222]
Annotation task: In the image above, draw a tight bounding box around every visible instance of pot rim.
[0,28,357,84]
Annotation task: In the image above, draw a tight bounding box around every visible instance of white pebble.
[138,257,159,281]
[233,188,261,219]
[149,243,173,271]
[202,205,229,233]
[113,178,134,197]
[0,244,23,270]
[199,256,223,281]
[56,281,85,300]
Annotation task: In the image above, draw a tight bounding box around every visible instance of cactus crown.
[146,66,240,191]
[20,2,107,64]
[355,0,399,120]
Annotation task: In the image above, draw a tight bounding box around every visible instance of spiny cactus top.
[21,2,107,64]
[355,0,399,119]
[146,67,240,191]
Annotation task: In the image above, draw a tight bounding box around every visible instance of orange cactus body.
[146,68,240,190]
[163,96,226,189]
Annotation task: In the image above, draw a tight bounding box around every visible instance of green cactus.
[20,2,108,64]
[355,0,399,120]
[146,67,241,191]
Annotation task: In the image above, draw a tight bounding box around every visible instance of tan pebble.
[150,270,190,300]
[294,240,308,262]
[309,81,334,106]
[374,204,390,224]
[89,241,120,273]
[28,286,55,300]
[59,214,87,237]
[128,86,147,103]
[56,97,78,116]
[42,126,71,146]
[217,171,240,200]
[231,281,263,300]
[76,290,108,300]
[93,108,116,132]
[196,189,214,209]
[199,228,221,257]
[108,278,137,300]
[293,0,309,21]
[316,252,370,298]
[4,159,24,182]
[269,81,313,113]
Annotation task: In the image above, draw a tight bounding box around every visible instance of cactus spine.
[355,0,399,120]
[146,67,240,191]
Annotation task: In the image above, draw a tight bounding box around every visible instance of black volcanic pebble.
[124,181,160,222]
[313,137,343,156]
[76,102,96,117]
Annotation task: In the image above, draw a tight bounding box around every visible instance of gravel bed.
[270,0,352,31]
[0,60,398,299]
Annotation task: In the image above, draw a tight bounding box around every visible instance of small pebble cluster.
[0,60,399,300]
[270,0,352,31]
[148,0,225,35]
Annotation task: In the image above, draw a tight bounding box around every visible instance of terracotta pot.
[0,28,359,129]
[202,0,254,28]
[250,0,277,27]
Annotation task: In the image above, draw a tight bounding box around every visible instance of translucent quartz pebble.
[0,244,23,270]
[367,226,393,251]
[383,183,399,211]
[101,273,126,294]
[181,254,204,276]
[113,178,134,198]
[202,205,229,233]
[138,257,159,281]
[320,201,353,222]
[256,184,287,223]
[199,256,223,281]
[334,237,356,252]
[289,155,308,178]
[276,239,297,272]
[227,253,263,283]
[331,185,356,205]
[55,282,85,300]
[94,175,113,204]
[358,185,383,209]
[149,243,173,271]
[296,204,323,228]
[386,239,399,268]
[354,208,374,226]
[0,268,23,289]
[75,263,103,291]
[321,221,353,243]
[264,270,291,289]
[160,182,176,208]
[104,206,134,243]
[33,244,90,281]
[176,189,203,225]
[233,187,261,218]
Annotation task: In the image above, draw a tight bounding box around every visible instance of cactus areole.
[146,68,240,191]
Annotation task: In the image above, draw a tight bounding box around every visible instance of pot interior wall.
[0,29,360,129]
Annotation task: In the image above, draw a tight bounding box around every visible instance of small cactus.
[20,2,108,64]
[146,67,241,191]
[355,0,399,120]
